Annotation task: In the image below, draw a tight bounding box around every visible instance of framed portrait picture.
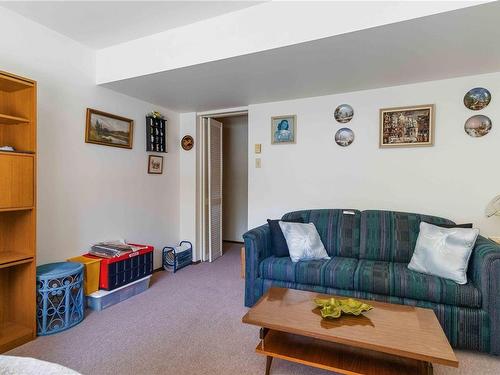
[148,155,163,174]
[379,104,434,148]
[271,115,296,144]
[85,108,134,149]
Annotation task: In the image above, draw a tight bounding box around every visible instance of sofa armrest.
[243,224,272,279]
[469,235,500,354]
[243,224,272,306]
[470,236,500,310]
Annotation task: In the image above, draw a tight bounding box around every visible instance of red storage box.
[84,244,154,291]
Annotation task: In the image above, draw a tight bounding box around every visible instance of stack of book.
[89,241,148,259]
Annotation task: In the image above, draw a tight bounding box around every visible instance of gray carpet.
[7,244,500,374]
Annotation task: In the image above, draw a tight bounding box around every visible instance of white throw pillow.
[278,221,330,263]
[408,222,479,284]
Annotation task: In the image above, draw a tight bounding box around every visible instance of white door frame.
[195,107,248,262]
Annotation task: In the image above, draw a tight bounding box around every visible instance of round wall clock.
[181,135,194,150]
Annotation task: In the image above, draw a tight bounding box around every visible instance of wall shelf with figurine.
[146,114,167,153]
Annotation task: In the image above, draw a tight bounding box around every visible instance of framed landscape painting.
[379,104,434,148]
[85,108,134,149]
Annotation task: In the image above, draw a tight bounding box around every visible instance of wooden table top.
[242,287,458,367]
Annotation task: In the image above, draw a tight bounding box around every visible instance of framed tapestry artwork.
[85,108,134,149]
[148,155,164,174]
[379,104,434,148]
[271,115,296,144]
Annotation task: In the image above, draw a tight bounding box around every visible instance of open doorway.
[218,114,248,253]
[198,113,248,262]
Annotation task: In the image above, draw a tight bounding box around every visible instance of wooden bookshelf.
[0,70,37,353]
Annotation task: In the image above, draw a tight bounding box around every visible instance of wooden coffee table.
[242,287,458,375]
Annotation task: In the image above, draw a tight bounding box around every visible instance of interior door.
[207,118,223,262]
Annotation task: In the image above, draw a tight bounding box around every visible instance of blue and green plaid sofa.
[243,209,500,355]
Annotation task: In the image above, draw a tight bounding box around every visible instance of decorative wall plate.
[464,115,492,137]
[335,127,355,147]
[181,135,194,150]
[334,104,354,123]
[464,87,491,110]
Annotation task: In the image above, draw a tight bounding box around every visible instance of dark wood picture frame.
[148,155,164,174]
[85,108,134,149]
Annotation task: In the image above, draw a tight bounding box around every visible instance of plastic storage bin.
[67,255,101,295]
[36,262,84,335]
[86,275,152,311]
[84,244,153,291]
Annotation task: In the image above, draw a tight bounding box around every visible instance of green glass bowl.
[314,297,373,319]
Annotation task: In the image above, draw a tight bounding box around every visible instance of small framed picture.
[271,115,296,144]
[85,108,134,149]
[148,155,164,174]
[379,104,434,148]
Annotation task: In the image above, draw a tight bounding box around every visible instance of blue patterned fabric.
[469,236,500,354]
[354,259,392,295]
[259,256,296,282]
[360,210,455,262]
[244,209,500,355]
[393,262,481,308]
[282,209,361,257]
[322,257,358,290]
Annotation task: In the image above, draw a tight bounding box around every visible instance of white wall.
[179,112,197,254]
[0,8,180,267]
[248,71,500,236]
[221,115,248,242]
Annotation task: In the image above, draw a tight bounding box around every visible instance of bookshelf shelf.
[0,322,33,353]
[0,252,33,268]
[0,151,35,157]
[0,206,34,213]
[0,113,30,125]
[0,71,37,353]
[0,73,33,93]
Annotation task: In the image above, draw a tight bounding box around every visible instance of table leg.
[427,362,433,375]
[265,356,273,375]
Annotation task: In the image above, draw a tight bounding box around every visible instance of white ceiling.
[101,2,500,112]
[0,1,262,48]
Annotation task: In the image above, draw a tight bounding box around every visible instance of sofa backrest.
[359,210,455,263]
[281,209,455,262]
[281,209,361,257]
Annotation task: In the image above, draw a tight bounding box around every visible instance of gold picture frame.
[85,108,134,149]
[379,104,434,148]
[271,115,296,144]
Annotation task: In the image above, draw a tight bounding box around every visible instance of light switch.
[255,144,262,154]
[255,158,261,168]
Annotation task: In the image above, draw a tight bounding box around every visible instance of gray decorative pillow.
[278,222,330,263]
[408,222,479,284]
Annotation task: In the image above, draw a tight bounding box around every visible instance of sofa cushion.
[359,210,455,263]
[354,259,393,295]
[282,209,361,258]
[259,256,296,282]
[296,259,329,285]
[322,257,358,290]
[393,263,481,308]
[267,218,304,257]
